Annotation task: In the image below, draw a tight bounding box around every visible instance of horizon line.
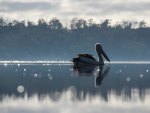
[0,61,150,65]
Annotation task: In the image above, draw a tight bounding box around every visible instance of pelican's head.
[95,43,102,52]
[95,43,110,62]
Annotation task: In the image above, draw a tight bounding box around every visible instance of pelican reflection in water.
[95,66,110,86]
[73,65,110,87]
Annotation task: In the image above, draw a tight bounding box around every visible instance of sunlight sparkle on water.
[4,63,7,67]
[69,68,73,71]
[34,73,38,78]
[139,74,144,78]
[119,69,122,72]
[126,77,131,82]
[0,60,150,65]
[17,85,24,93]
[48,73,53,80]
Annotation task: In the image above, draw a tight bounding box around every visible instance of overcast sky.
[0,0,150,25]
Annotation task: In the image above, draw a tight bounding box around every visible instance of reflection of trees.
[0,17,149,60]
[0,65,149,102]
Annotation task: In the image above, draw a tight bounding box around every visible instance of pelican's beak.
[101,50,110,62]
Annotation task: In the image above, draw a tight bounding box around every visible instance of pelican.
[72,43,110,65]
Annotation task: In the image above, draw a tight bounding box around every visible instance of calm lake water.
[0,63,150,113]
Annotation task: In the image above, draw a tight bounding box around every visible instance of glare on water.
[0,61,150,113]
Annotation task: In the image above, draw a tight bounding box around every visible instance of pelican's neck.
[96,48,104,65]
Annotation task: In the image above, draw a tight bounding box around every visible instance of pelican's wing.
[77,54,97,64]
[78,54,96,60]
[79,56,97,64]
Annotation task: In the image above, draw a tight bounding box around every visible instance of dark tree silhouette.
[49,18,63,29]
[0,17,149,61]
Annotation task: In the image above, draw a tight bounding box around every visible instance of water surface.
[0,63,150,113]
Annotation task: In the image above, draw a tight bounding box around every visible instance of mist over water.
[0,63,150,113]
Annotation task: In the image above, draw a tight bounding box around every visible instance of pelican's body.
[72,43,110,66]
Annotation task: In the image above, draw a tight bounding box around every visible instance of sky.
[0,0,150,25]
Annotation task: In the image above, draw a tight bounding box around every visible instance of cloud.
[0,1,59,12]
[0,0,150,25]
[68,0,150,13]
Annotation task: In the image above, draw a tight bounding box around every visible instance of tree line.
[0,17,149,61]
